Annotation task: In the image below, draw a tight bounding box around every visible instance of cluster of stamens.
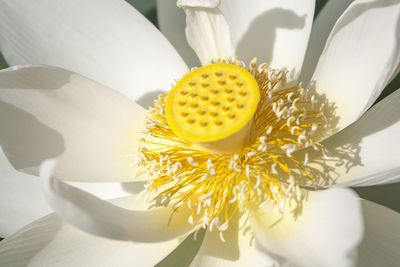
[136,57,329,240]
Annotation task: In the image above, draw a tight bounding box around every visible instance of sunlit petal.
[251,188,363,267]
[178,0,234,65]
[0,148,51,237]
[191,216,276,266]
[0,0,187,101]
[302,89,400,187]
[0,65,146,182]
[0,214,181,267]
[41,159,196,242]
[310,0,400,131]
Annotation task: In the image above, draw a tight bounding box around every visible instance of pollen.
[137,57,331,238]
[165,63,260,143]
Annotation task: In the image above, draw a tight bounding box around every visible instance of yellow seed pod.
[166,63,260,144]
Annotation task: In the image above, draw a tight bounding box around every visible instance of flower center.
[165,63,260,153]
[137,58,329,238]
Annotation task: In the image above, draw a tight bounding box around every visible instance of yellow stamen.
[137,57,329,234]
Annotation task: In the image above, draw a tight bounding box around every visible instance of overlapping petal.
[0,214,181,267]
[250,188,363,267]
[41,159,196,242]
[303,89,400,187]
[191,215,276,266]
[158,0,314,76]
[0,65,146,182]
[177,0,234,65]
[219,0,314,77]
[310,0,400,131]
[300,0,353,83]
[0,0,187,101]
[0,1,398,266]
[0,148,51,237]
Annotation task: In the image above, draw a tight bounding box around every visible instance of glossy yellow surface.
[165,63,260,142]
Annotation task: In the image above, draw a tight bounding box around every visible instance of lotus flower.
[0,0,400,266]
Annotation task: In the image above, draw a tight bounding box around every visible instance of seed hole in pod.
[188,81,196,87]
[180,91,188,96]
[197,110,206,116]
[190,92,198,98]
[210,100,220,106]
[199,121,208,127]
[228,75,237,80]
[181,112,189,117]
[217,80,226,86]
[211,89,219,95]
[222,106,230,112]
[190,103,199,109]
[224,88,233,94]
[228,114,236,120]
[201,83,209,89]
[227,97,235,103]
[210,112,218,117]
[178,101,186,107]
[187,118,195,124]
[236,82,244,88]
[215,72,223,77]
[214,120,223,126]
[236,103,245,109]
[200,96,209,101]
[201,73,209,79]
[239,90,247,97]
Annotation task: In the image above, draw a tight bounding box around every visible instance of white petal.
[307,88,400,187]
[0,65,147,182]
[191,217,276,267]
[179,3,234,65]
[0,147,51,237]
[251,188,363,267]
[358,200,400,267]
[158,0,315,76]
[0,214,181,267]
[66,181,145,201]
[301,0,353,83]
[157,0,201,67]
[177,0,219,8]
[41,159,196,242]
[0,0,187,101]
[220,0,315,78]
[310,0,400,131]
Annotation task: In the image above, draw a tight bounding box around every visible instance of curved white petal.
[0,147,51,237]
[251,188,363,267]
[301,0,353,83]
[310,0,400,131]
[158,0,314,76]
[157,0,201,67]
[178,2,234,65]
[220,0,314,78]
[0,65,147,182]
[305,88,400,187]
[0,0,187,101]
[66,181,145,201]
[358,200,400,267]
[191,217,276,267]
[41,159,196,242]
[0,214,181,267]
